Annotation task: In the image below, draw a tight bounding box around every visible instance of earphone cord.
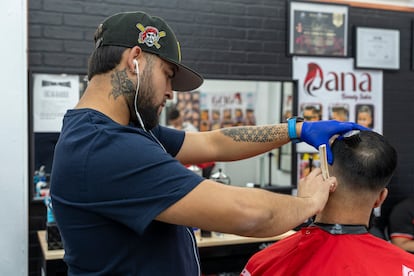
[134,84,147,131]
[149,130,167,152]
[134,68,147,132]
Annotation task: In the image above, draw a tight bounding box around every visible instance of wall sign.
[32,73,81,132]
[292,56,383,181]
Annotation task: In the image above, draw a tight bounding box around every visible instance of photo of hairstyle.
[301,103,322,121]
[355,104,374,129]
[329,104,349,122]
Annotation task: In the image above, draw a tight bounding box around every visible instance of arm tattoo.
[221,126,284,143]
[110,69,135,100]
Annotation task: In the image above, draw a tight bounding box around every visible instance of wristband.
[287,117,304,143]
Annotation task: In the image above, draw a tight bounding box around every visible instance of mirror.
[163,79,297,189]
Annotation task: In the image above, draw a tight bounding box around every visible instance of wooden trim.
[313,0,414,12]
[197,230,296,247]
[37,230,296,260]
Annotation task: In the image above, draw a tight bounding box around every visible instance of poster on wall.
[292,56,383,178]
[173,89,257,132]
[199,90,256,131]
[33,73,80,132]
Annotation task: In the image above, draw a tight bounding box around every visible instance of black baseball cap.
[95,11,203,92]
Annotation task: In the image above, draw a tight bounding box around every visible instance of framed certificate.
[288,1,348,57]
[355,27,400,70]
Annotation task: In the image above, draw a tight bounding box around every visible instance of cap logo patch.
[137,23,166,49]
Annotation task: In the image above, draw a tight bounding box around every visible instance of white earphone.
[133,59,139,74]
[132,59,146,131]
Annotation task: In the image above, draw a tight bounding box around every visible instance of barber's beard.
[135,70,160,130]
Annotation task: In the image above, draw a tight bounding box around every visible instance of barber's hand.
[297,168,337,214]
[301,120,368,164]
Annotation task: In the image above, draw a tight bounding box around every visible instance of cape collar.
[311,222,368,235]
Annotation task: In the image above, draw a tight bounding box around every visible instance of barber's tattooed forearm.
[110,69,135,99]
[221,126,284,143]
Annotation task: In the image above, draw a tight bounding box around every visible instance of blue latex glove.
[301,120,369,164]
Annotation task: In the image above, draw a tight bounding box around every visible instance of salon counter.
[37,230,295,275]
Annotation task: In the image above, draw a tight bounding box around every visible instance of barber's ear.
[373,188,388,208]
[128,46,142,72]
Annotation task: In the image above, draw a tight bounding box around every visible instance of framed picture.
[288,1,348,57]
[355,27,400,70]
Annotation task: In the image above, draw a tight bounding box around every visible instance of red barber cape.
[242,226,414,276]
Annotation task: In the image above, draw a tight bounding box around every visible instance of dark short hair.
[304,105,319,112]
[332,106,347,114]
[168,108,180,121]
[87,45,126,80]
[331,131,397,192]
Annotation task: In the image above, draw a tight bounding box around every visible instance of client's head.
[330,130,397,193]
[318,131,397,224]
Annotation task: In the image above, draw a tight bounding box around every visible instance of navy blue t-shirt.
[50,109,204,275]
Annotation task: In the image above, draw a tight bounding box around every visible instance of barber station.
[3,0,414,275]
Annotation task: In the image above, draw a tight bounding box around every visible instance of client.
[242,130,414,275]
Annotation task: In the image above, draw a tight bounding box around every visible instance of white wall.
[0,0,28,275]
